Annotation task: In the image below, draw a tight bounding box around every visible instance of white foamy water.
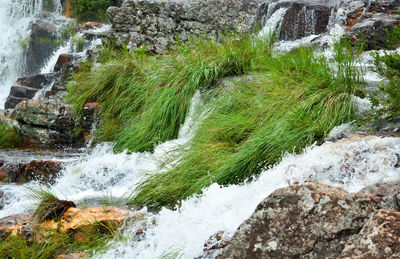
[41,24,111,74]
[258,7,287,40]
[95,136,400,259]
[0,91,204,218]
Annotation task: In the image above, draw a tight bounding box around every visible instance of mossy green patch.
[0,120,20,149]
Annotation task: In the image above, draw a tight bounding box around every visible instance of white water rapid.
[96,136,400,258]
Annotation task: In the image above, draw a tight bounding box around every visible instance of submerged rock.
[219,183,382,258]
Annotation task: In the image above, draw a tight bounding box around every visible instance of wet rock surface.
[56,252,87,259]
[4,73,57,109]
[0,214,31,239]
[340,209,400,258]
[8,98,100,149]
[108,0,259,53]
[41,206,144,233]
[358,180,400,210]
[345,0,400,50]
[257,0,335,41]
[196,231,231,259]
[219,183,383,258]
[0,206,146,241]
[13,100,84,148]
[0,159,63,184]
[25,20,59,75]
[347,12,400,50]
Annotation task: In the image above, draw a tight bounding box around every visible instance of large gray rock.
[344,0,400,50]
[347,13,400,50]
[219,183,382,258]
[11,99,100,149]
[13,100,83,148]
[340,209,400,258]
[108,0,259,53]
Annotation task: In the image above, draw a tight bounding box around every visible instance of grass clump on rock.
[27,186,76,222]
[131,42,362,208]
[66,35,362,208]
[67,35,263,152]
[0,187,121,258]
[0,221,120,258]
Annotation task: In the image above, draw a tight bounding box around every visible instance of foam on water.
[1,1,399,258]
[0,91,204,218]
[95,136,400,258]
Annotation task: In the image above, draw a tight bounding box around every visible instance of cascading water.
[0,0,67,107]
[95,136,400,258]
[0,0,41,106]
[0,91,205,218]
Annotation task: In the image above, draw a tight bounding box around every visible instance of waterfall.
[0,0,65,108]
[0,0,398,258]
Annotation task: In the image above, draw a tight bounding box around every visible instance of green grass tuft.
[67,34,362,208]
[130,43,362,208]
[27,186,75,222]
[0,221,120,259]
[67,35,268,152]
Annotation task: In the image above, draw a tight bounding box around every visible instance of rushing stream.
[1,0,400,258]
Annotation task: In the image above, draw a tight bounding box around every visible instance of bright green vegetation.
[132,43,361,207]
[67,36,260,152]
[72,0,113,22]
[67,36,362,208]
[0,120,20,149]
